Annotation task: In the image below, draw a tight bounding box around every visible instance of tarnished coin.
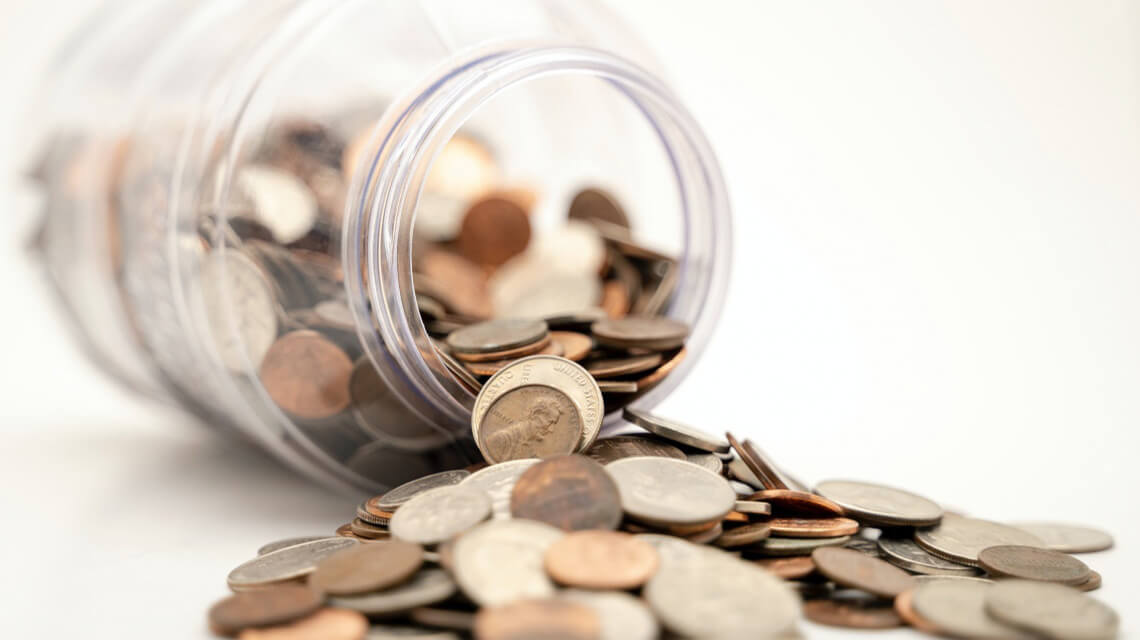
[714,522,772,548]
[734,500,772,516]
[750,489,845,517]
[915,514,1046,567]
[549,331,592,362]
[803,599,903,630]
[544,530,659,590]
[199,251,279,371]
[559,590,658,640]
[754,556,816,580]
[621,407,729,453]
[894,588,941,634]
[260,330,353,419]
[258,537,329,556]
[456,195,531,268]
[374,470,471,511]
[568,187,630,230]
[1011,522,1115,554]
[752,535,851,557]
[237,608,368,640]
[768,517,860,539]
[452,520,564,606]
[911,578,1034,640]
[977,545,1091,585]
[228,538,359,590]
[585,353,663,379]
[446,318,548,354]
[510,455,622,531]
[476,385,583,462]
[592,315,689,351]
[473,598,600,640]
[811,547,916,598]
[389,485,492,545]
[877,536,982,576]
[605,457,736,526]
[460,458,540,519]
[328,569,456,616]
[686,452,723,474]
[209,584,324,636]
[583,435,685,466]
[308,540,423,596]
[814,479,943,527]
[986,579,1119,639]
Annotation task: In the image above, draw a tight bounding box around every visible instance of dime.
[751,535,851,557]
[584,353,663,379]
[199,251,279,371]
[446,318,548,354]
[621,407,729,453]
[592,315,689,351]
[568,187,630,230]
[544,530,659,590]
[389,485,492,545]
[460,459,540,519]
[914,513,1045,567]
[452,520,564,606]
[768,517,860,539]
[877,536,981,576]
[510,455,622,531]
[814,479,943,527]
[258,537,329,556]
[803,599,903,630]
[714,522,772,548]
[845,537,883,557]
[749,490,845,517]
[228,538,359,590]
[754,556,816,579]
[260,330,353,420]
[911,578,1033,640]
[328,569,456,616]
[559,590,658,640]
[473,598,599,640]
[476,385,583,462]
[583,435,686,465]
[456,195,531,267]
[986,580,1119,640]
[548,331,592,361]
[308,540,423,596]
[976,545,1091,585]
[811,547,916,598]
[605,456,736,527]
[237,608,368,640]
[726,433,787,490]
[734,500,772,516]
[374,470,471,511]
[1011,522,1115,554]
[894,588,941,633]
[208,584,324,636]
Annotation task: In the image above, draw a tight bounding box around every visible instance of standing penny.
[754,556,816,580]
[474,598,600,640]
[544,530,659,590]
[477,385,583,462]
[228,538,359,591]
[237,608,368,640]
[510,455,622,531]
[260,330,353,419]
[447,318,548,354]
[749,490,845,517]
[457,196,531,267]
[814,479,943,527]
[308,540,423,596]
[568,187,630,230]
[622,407,729,453]
[389,485,492,545]
[977,545,1091,585]
[1011,522,1115,554]
[583,435,686,465]
[592,315,689,351]
[915,514,1045,567]
[605,457,736,527]
[803,600,903,630]
[767,517,860,539]
[811,547,916,598]
[209,584,324,637]
[549,331,593,362]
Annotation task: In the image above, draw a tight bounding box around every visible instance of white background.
[1,1,1137,637]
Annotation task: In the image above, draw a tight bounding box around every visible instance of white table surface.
[0,1,1136,637]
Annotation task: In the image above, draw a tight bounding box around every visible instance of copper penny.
[633,347,686,392]
[803,599,903,630]
[510,454,622,531]
[754,556,816,580]
[308,540,423,596]
[544,530,660,590]
[977,545,1091,585]
[418,249,492,319]
[767,517,860,539]
[549,331,592,362]
[479,386,584,462]
[749,490,845,517]
[894,588,941,633]
[723,511,750,524]
[600,280,631,318]
[684,522,725,545]
[209,584,324,637]
[583,435,686,465]
[568,187,630,230]
[457,196,531,267]
[811,547,916,598]
[334,523,360,540]
[237,608,368,640]
[726,433,787,490]
[260,331,353,419]
[452,334,553,363]
[591,315,689,351]
[584,352,664,379]
[348,519,388,540]
[474,598,600,640]
[462,339,563,376]
[714,522,772,548]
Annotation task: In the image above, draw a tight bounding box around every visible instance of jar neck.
[344,44,732,433]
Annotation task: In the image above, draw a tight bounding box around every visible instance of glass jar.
[26,0,732,493]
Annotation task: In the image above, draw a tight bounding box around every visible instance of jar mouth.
[344,45,732,436]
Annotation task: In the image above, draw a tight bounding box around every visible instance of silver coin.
[389,485,491,545]
[451,519,563,606]
[445,318,548,354]
[460,459,540,519]
[622,407,730,453]
[985,579,1119,640]
[257,535,328,556]
[911,578,1037,639]
[226,537,358,590]
[686,452,724,474]
[751,535,851,557]
[1011,522,1115,554]
[560,589,659,640]
[198,251,279,371]
[237,164,318,244]
[729,480,757,497]
[329,568,456,616]
[365,624,460,640]
[915,513,1045,567]
[814,479,943,526]
[914,575,993,584]
[605,457,736,526]
[844,537,882,557]
[377,469,471,511]
[728,457,764,488]
[877,537,982,576]
[734,500,772,516]
[490,259,602,319]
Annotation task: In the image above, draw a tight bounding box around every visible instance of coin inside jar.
[259,330,353,420]
[456,195,531,268]
[446,318,549,354]
[476,385,583,463]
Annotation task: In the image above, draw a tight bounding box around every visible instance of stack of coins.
[208,393,1120,639]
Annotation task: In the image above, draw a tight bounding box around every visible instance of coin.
[1011,522,1115,554]
[328,569,456,616]
[473,598,600,640]
[749,490,845,517]
[237,165,319,244]
[559,590,658,640]
[460,459,540,519]
[452,334,552,363]
[894,588,941,633]
[258,537,330,556]
[568,187,629,230]
[986,579,1119,639]
[228,538,360,590]
[596,380,637,393]
[389,485,492,545]
[911,578,1033,639]
[461,340,564,376]
[510,455,622,531]
[803,599,903,630]
[209,584,324,636]
[811,547,916,598]
[357,500,393,526]
[632,346,687,393]
[418,249,492,319]
[621,407,729,453]
[492,270,602,320]
[754,556,816,579]
[814,479,943,527]
[726,433,787,490]
[446,318,548,354]
[260,330,353,419]
[713,522,772,548]
[456,195,531,267]
[452,520,564,606]
[433,346,483,393]
[409,607,475,631]
[977,545,1091,585]
[349,519,389,540]
[349,358,456,449]
[237,608,369,640]
[876,536,981,576]
[752,535,852,557]
[914,513,1046,567]
[1075,570,1103,592]
[734,500,772,516]
[476,385,583,462]
[592,315,689,351]
[374,470,471,511]
[365,625,459,639]
[767,517,859,539]
[544,530,659,590]
[583,435,686,465]
[685,452,723,474]
[549,331,592,362]
[605,457,736,527]
[308,540,424,596]
[584,353,663,379]
[199,251,279,371]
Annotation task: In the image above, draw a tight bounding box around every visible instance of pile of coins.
[208,391,1121,639]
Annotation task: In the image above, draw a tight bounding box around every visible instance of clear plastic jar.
[27,0,732,492]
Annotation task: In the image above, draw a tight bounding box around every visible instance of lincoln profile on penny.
[486,395,565,460]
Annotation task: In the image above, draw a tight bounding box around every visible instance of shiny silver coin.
[622,407,730,453]
[728,457,764,489]
[1011,522,1115,554]
[227,537,358,590]
[686,452,724,474]
[389,485,491,545]
[376,469,471,511]
[605,457,736,527]
[814,479,943,527]
[445,318,548,354]
[460,458,540,519]
[452,519,564,606]
[329,569,456,616]
[915,513,1045,567]
[751,535,851,557]
[257,536,328,556]
[877,537,982,576]
[911,578,1034,639]
[985,579,1119,640]
[559,589,659,640]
